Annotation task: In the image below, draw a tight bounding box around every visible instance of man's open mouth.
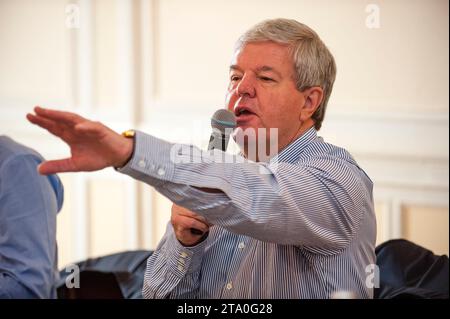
[234,106,256,117]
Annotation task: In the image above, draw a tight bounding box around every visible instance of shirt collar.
[270,127,318,164]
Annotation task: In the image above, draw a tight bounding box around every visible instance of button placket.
[177,251,188,272]
[222,236,247,297]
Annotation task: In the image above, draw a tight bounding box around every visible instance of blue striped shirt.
[119,127,376,299]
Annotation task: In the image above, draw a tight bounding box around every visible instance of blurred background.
[0,0,448,268]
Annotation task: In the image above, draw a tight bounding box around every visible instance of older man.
[27,18,376,299]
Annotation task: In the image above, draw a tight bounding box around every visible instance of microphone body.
[207,108,237,151]
[207,128,230,151]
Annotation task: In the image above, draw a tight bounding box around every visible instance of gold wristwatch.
[115,130,135,170]
[121,129,135,138]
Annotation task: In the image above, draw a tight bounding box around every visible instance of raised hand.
[26,106,133,175]
[171,204,211,247]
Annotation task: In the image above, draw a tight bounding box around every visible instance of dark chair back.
[57,250,153,299]
[375,239,448,299]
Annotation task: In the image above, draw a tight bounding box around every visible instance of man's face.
[226,41,313,156]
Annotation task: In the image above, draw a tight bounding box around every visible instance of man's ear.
[299,87,323,122]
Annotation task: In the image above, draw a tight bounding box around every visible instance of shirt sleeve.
[0,154,59,298]
[142,223,208,299]
[119,131,367,251]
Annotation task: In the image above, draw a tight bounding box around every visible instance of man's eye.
[260,76,274,82]
[230,76,241,82]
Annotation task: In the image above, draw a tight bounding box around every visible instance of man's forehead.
[229,42,292,72]
[229,64,281,74]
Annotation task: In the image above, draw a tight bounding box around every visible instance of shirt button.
[226,282,233,290]
[238,242,245,250]
[157,168,166,176]
[177,265,184,271]
[138,159,146,168]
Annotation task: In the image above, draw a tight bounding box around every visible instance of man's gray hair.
[235,18,336,130]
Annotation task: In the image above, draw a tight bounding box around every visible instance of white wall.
[0,0,448,267]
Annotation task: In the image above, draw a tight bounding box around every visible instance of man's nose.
[236,74,256,98]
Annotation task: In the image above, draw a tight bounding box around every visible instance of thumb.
[38,158,76,175]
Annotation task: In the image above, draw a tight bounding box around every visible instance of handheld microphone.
[207,109,237,151]
[190,109,236,236]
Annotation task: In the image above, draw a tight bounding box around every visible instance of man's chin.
[232,126,258,139]
[232,126,260,158]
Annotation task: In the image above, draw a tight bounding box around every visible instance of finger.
[190,214,208,225]
[177,210,207,223]
[172,204,207,222]
[34,106,85,126]
[172,213,210,233]
[190,228,205,236]
[38,159,76,175]
[176,211,208,225]
[184,218,209,234]
[27,113,64,137]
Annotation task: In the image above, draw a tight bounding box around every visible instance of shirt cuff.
[117,131,175,187]
[164,231,207,276]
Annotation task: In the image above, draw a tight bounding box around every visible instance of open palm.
[27,107,133,175]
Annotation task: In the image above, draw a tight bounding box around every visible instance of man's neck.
[241,121,315,162]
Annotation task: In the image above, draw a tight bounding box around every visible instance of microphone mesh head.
[211,109,236,133]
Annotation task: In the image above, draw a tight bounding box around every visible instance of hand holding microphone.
[171,204,212,246]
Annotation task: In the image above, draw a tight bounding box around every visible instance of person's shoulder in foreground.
[0,136,64,298]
